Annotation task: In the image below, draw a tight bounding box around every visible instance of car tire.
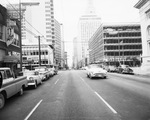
[87,74,89,78]
[89,74,93,79]
[18,87,24,96]
[34,81,37,89]
[40,80,42,85]
[0,93,5,109]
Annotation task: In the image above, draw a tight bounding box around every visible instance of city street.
[0,70,150,120]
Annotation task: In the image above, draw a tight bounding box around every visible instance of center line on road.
[94,92,117,114]
[79,77,117,114]
[55,79,59,84]
[24,99,43,120]
[80,77,94,92]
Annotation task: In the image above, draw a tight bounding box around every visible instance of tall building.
[60,24,65,69]
[19,0,55,45]
[77,0,101,67]
[134,0,150,71]
[73,37,78,69]
[54,19,61,67]
[89,22,142,66]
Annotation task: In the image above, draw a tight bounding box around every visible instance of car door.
[1,70,17,98]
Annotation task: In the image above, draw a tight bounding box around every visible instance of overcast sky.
[53,0,140,66]
[2,0,140,66]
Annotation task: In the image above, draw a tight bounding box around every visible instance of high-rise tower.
[77,0,101,66]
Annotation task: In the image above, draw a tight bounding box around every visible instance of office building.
[22,44,53,68]
[77,0,101,67]
[89,23,142,66]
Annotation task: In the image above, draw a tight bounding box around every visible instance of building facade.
[135,0,150,70]
[54,19,61,68]
[22,44,53,69]
[89,23,142,66]
[0,4,21,74]
[73,37,78,69]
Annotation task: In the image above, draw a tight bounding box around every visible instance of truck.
[0,67,28,109]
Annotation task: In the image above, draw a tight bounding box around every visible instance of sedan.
[107,65,117,72]
[117,65,134,74]
[24,71,42,88]
[87,64,107,79]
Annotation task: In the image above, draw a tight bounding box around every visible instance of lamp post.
[19,1,39,70]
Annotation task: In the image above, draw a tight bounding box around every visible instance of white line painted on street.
[94,92,117,114]
[79,76,117,114]
[24,100,43,120]
[80,77,94,92]
[55,79,59,84]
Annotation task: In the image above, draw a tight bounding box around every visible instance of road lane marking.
[55,79,59,84]
[80,77,94,92]
[94,92,117,114]
[24,100,43,120]
[79,76,117,114]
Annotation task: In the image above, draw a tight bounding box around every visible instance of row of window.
[104,39,141,43]
[106,51,142,56]
[22,50,48,56]
[24,60,48,65]
[105,45,142,50]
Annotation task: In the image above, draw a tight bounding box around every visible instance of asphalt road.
[0,70,150,120]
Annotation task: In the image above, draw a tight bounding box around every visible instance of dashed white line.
[94,92,117,114]
[24,99,43,120]
[55,79,59,84]
[80,76,117,114]
[80,77,94,92]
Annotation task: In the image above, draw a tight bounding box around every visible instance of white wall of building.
[135,0,150,70]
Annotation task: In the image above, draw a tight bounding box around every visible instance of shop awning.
[3,55,20,63]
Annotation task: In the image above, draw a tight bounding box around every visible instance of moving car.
[116,65,134,74]
[24,71,42,88]
[86,64,107,79]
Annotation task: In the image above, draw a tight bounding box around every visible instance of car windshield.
[0,0,149,120]
[89,64,102,69]
[24,71,35,76]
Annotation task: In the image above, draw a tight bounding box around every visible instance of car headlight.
[91,72,94,75]
[29,77,34,80]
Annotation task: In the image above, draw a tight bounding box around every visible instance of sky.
[2,0,140,66]
[53,0,140,66]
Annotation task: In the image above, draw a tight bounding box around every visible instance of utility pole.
[38,36,41,66]
[19,0,22,71]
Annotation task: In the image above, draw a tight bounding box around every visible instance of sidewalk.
[131,67,150,77]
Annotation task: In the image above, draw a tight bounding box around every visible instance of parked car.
[86,64,107,79]
[116,65,134,74]
[24,71,42,88]
[107,65,117,72]
[0,67,28,109]
[35,67,50,80]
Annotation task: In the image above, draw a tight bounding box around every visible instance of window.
[146,9,150,19]
[6,70,12,78]
[0,71,6,79]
